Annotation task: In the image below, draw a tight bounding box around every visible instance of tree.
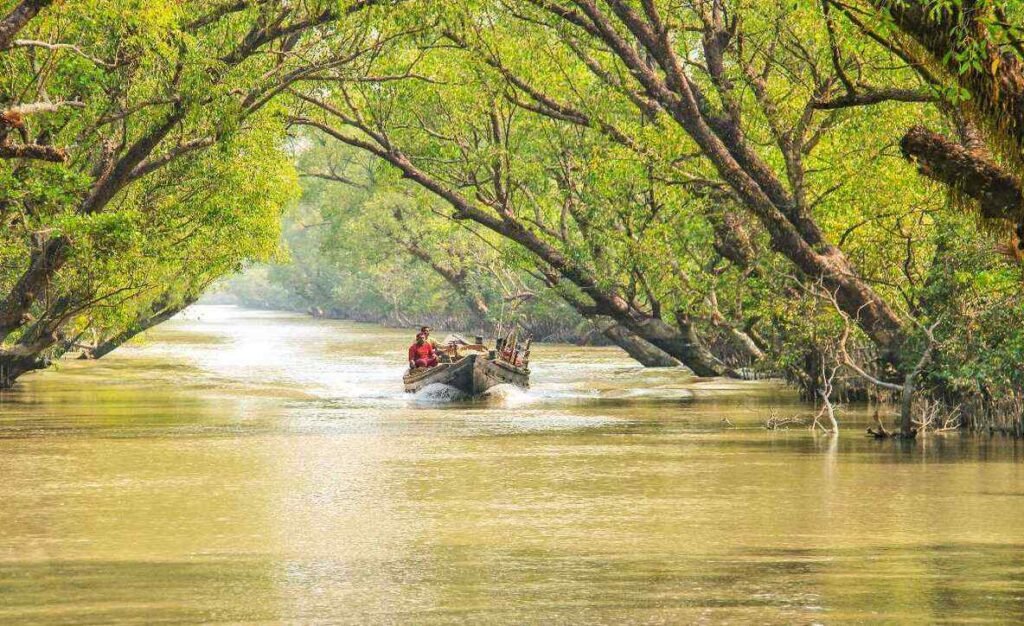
[0,0,393,386]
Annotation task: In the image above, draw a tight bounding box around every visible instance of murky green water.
[1,306,1023,623]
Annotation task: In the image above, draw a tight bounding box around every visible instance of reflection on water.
[1,305,1023,623]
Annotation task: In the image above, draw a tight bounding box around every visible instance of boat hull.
[403,354,529,396]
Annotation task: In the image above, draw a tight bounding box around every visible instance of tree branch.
[0,0,52,51]
[900,125,1024,222]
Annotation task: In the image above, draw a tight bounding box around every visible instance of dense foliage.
[0,0,380,380]
[224,137,591,341]
[3,0,1024,432]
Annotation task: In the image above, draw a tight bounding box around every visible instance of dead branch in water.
[763,408,804,430]
[867,408,892,438]
[813,284,942,437]
[913,399,962,433]
[810,361,840,433]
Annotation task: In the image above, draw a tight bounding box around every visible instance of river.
[1,305,1023,623]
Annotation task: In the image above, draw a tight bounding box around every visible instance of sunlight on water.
[2,305,1024,624]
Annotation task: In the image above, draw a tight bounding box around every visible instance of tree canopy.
[3,0,1024,432]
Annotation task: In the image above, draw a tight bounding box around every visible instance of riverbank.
[2,306,1023,623]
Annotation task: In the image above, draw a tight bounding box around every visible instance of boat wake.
[410,382,533,405]
[412,383,470,403]
[480,383,533,405]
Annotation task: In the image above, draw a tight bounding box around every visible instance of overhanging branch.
[900,125,1024,222]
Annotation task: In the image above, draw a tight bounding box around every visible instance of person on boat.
[408,332,438,370]
[419,326,442,349]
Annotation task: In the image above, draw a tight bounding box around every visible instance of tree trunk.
[669,314,738,378]
[707,206,757,269]
[594,317,680,367]
[900,375,916,438]
[0,0,53,51]
[901,125,1024,222]
[0,331,59,389]
[870,0,1024,164]
[0,236,68,342]
[0,351,47,388]
[548,275,729,374]
[723,325,765,362]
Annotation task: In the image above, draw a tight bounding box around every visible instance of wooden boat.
[403,353,529,395]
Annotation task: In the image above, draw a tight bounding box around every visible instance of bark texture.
[871,0,1024,160]
[901,125,1024,222]
[0,0,52,50]
[595,317,681,368]
[0,350,48,388]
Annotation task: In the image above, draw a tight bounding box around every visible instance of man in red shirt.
[408,333,438,369]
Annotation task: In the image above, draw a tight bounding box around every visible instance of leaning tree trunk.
[86,296,196,360]
[597,310,731,374]
[319,122,738,377]
[594,317,680,367]
[670,314,739,378]
[871,0,1024,239]
[0,351,47,388]
[0,329,59,389]
[546,275,713,371]
[901,125,1024,222]
[871,0,1024,166]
